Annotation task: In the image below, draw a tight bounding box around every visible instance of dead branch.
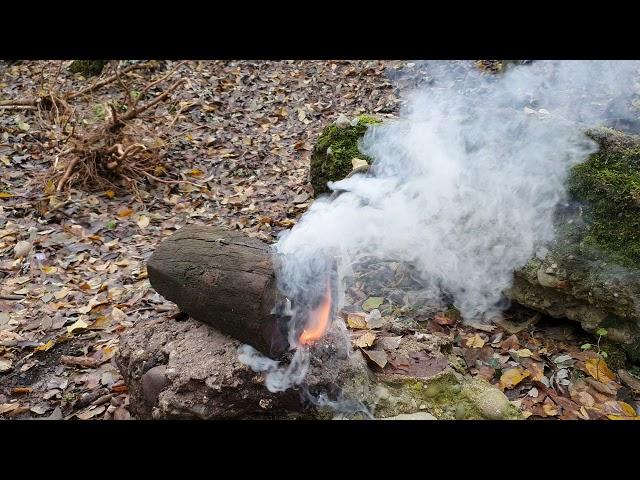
[66,62,154,100]
[0,105,36,110]
[119,79,186,124]
[134,61,185,106]
[138,170,203,188]
[60,355,100,369]
[0,62,153,108]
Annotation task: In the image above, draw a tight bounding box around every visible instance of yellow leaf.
[54,288,69,300]
[35,339,55,352]
[104,190,115,199]
[117,207,133,218]
[44,180,56,195]
[604,400,638,420]
[500,367,530,389]
[543,402,559,416]
[585,357,616,384]
[346,313,368,329]
[67,318,90,334]
[466,333,485,348]
[187,169,204,177]
[516,348,533,358]
[354,331,376,348]
[42,266,58,274]
[0,192,14,199]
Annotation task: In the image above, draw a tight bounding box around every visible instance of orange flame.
[299,281,332,345]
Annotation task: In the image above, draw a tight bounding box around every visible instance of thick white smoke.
[242,60,640,395]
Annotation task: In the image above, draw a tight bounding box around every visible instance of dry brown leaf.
[363,349,388,369]
[353,331,376,349]
[434,314,456,326]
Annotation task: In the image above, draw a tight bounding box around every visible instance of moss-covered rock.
[568,128,640,268]
[373,372,523,420]
[69,60,107,77]
[309,115,381,197]
[510,128,640,363]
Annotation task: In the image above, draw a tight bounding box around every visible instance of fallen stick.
[60,355,100,369]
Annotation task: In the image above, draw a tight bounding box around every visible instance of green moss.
[567,129,640,269]
[310,115,382,196]
[69,60,107,76]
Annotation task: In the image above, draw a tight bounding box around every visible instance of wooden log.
[146,225,288,357]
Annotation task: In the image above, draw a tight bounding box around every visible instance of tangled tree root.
[53,74,187,194]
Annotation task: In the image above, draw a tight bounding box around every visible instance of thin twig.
[139,170,203,188]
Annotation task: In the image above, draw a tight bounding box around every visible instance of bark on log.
[147,225,288,357]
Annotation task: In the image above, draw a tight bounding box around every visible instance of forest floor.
[1,60,638,420]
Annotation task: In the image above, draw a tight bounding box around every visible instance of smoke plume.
[241,60,640,396]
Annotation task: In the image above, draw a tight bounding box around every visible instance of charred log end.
[146,226,288,358]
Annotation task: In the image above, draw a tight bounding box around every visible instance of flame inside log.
[299,280,332,345]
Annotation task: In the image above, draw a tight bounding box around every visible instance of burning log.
[147,225,288,357]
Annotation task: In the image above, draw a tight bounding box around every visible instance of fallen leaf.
[466,333,486,348]
[516,348,533,358]
[0,358,12,372]
[377,336,402,351]
[346,312,368,329]
[500,367,530,389]
[585,357,616,384]
[41,265,58,274]
[0,192,14,199]
[67,318,90,334]
[434,314,457,326]
[0,403,20,414]
[35,339,55,352]
[500,334,520,351]
[76,405,106,420]
[137,215,150,229]
[362,297,384,312]
[365,309,384,329]
[543,402,559,417]
[603,400,639,420]
[363,349,388,368]
[54,288,69,300]
[117,207,133,218]
[104,190,115,198]
[354,331,376,348]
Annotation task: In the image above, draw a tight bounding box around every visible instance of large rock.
[509,129,640,361]
[115,316,373,419]
[116,314,522,419]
